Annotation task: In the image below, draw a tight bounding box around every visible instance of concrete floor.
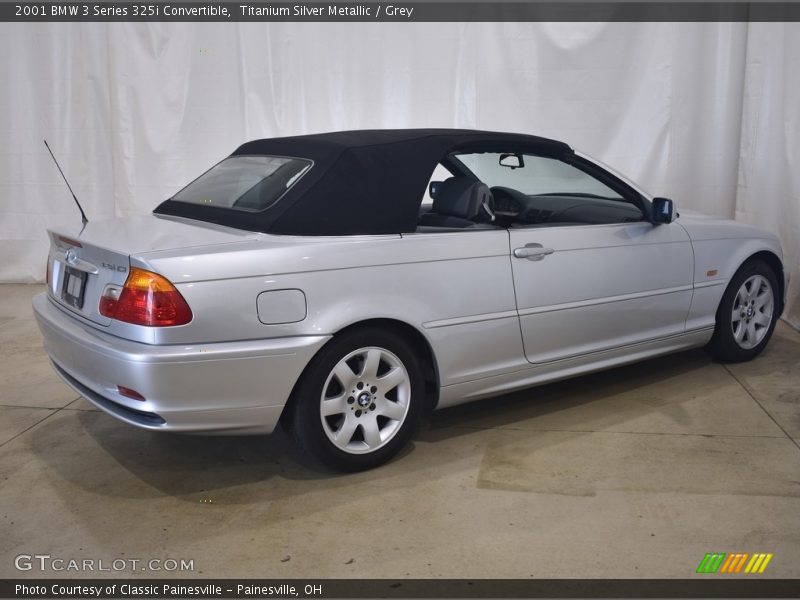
[1,283,799,579]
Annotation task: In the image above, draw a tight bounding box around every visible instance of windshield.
[454,152,622,199]
[171,155,312,212]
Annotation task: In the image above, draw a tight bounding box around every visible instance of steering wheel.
[489,186,529,214]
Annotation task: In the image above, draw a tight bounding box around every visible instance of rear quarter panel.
[134,230,527,386]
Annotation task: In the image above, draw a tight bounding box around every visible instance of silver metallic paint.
[34,163,786,435]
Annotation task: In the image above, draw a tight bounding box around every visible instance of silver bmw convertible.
[33,129,787,470]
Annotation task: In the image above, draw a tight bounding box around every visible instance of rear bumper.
[33,293,329,434]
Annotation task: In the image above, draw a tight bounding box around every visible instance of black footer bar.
[3,579,800,598]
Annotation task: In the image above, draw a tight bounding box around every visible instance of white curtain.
[1,22,798,327]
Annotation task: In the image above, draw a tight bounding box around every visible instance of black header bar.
[4,2,800,22]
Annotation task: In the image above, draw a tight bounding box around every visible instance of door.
[509,221,693,363]
[448,150,694,364]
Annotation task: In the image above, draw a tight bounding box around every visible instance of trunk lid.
[46,213,256,326]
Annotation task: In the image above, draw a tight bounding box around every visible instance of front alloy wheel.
[290,328,424,471]
[730,274,774,350]
[708,259,779,362]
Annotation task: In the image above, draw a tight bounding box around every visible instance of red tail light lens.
[100,267,192,327]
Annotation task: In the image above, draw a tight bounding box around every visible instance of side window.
[452,152,643,227]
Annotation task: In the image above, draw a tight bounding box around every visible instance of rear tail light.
[99,285,122,316]
[100,267,192,327]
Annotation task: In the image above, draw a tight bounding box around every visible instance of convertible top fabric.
[154,129,573,235]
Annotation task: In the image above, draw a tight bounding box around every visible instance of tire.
[289,328,424,471]
[707,259,779,363]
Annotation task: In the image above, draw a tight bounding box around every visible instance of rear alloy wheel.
[708,259,779,362]
[290,329,423,471]
[321,347,411,454]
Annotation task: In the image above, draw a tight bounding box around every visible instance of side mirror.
[429,181,444,199]
[499,153,524,169]
[652,197,675,224]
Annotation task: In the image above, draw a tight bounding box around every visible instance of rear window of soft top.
[171,155,312,212]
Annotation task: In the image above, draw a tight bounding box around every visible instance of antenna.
[43,140,88,226]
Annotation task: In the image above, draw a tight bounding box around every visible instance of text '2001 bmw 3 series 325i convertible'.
[34,129,788,471]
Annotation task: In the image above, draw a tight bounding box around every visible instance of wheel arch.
[280,318,441,427]
[742,250,786,316]
[707,248,784,361]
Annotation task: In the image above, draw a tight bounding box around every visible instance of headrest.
[432,178,494,221]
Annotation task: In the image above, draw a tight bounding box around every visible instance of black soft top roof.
[154,129,573,235]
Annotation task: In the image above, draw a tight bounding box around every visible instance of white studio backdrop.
[0,22,798,327]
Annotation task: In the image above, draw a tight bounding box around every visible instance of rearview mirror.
[429,181,444,199]
[499,153,524,169]
[652,197,675,224]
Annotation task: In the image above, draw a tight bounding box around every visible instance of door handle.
[513,243,555,261]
